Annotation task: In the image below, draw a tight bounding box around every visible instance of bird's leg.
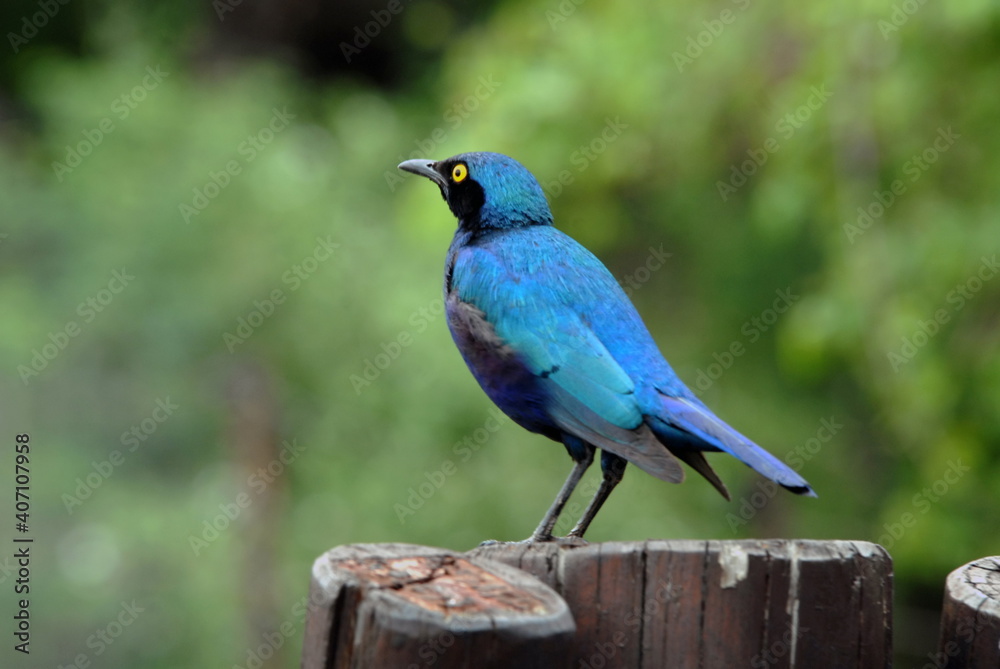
[567,452,627,539]
[530,446,594,542]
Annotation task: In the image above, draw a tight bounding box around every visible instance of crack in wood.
[637,541,649,668]
[337,555,550,615]
[697,542,709,669]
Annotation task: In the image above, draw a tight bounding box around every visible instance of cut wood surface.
[302,539,893,669]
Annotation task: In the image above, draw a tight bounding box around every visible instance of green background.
[1,0,998,666]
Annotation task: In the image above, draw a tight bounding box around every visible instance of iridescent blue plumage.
[399,151,814,541]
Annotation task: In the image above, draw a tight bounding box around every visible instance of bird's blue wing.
[448,235,684,483]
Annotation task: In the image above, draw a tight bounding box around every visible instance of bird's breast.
[445,291,554,436]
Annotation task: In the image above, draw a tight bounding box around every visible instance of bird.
[398,151,814,542]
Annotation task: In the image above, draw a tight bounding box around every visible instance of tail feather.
[653,395,815,496]
[670,448,731,500]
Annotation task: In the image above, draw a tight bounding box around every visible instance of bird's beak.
[398,159,446,188]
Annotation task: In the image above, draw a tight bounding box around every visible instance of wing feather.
[450,243,684,482]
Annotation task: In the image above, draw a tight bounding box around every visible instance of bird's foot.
[477,534,588,548]
[477,538,535,547]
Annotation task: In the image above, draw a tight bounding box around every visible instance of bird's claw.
[477,538,535,547]
[477,534,588,548]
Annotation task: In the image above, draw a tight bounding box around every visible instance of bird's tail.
[649,394,815,496]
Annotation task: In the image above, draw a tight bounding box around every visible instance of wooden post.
[301,543,575,668]
[936,556,1000,668]
[302,540,891,668]
[472,539,892,669]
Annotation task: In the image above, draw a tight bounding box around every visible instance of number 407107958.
[15,434,30,532]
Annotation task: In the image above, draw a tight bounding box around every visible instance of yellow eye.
[451,163,468,183]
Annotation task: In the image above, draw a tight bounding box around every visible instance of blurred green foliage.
[1,0,998,666]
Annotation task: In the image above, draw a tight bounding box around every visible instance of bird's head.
[398,152,553,231]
